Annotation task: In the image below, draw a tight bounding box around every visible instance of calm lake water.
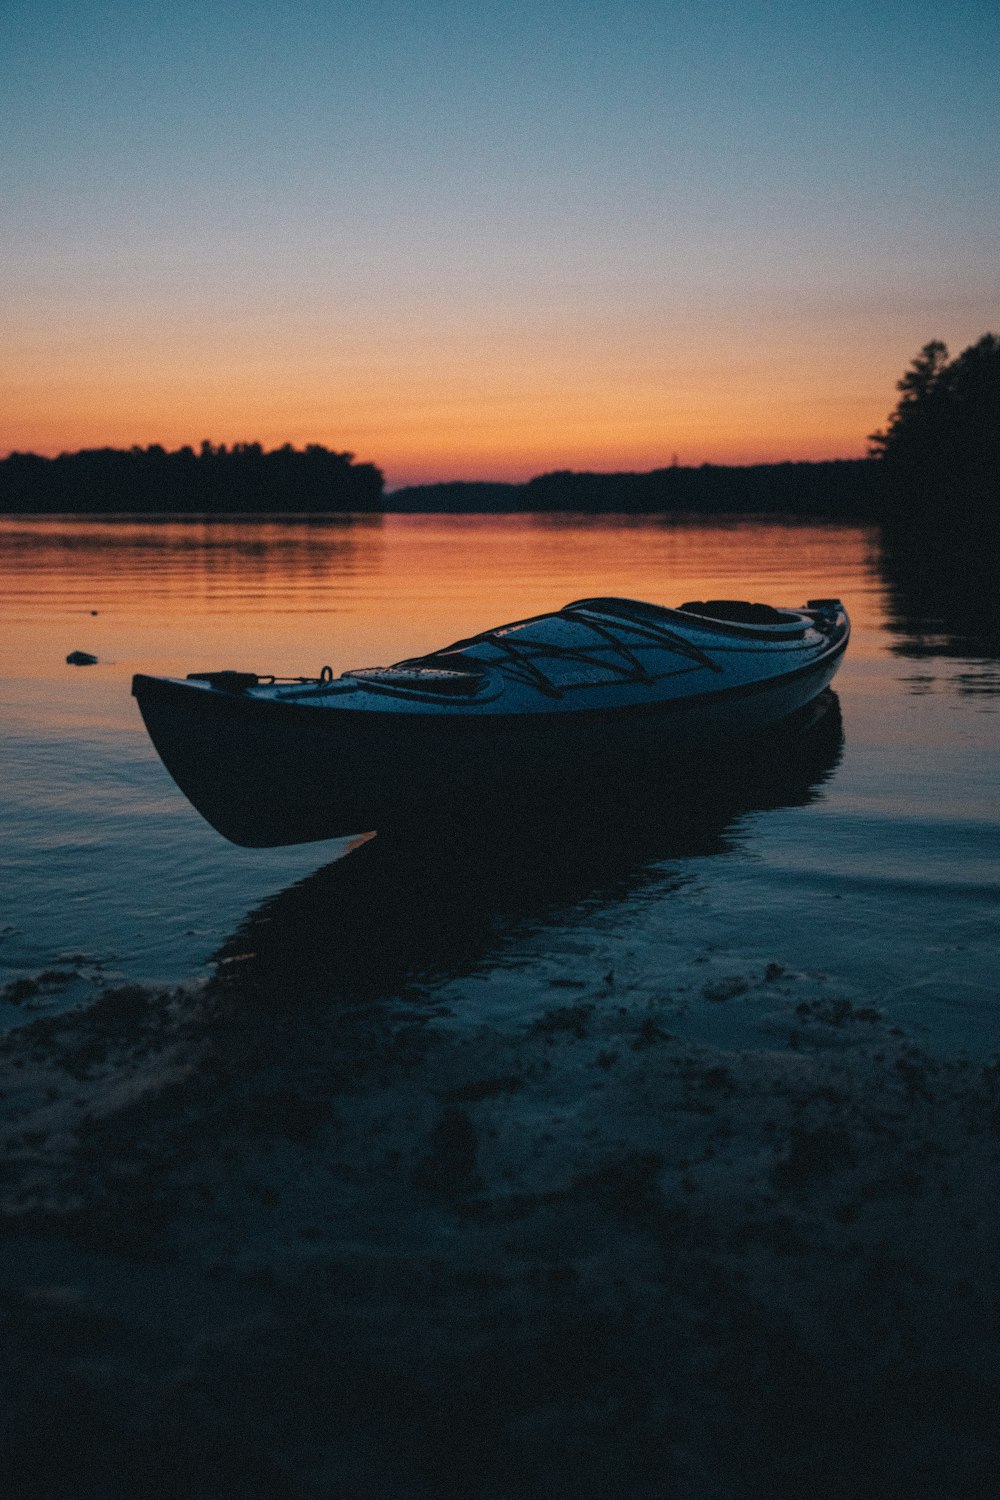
[1,513,997,1050]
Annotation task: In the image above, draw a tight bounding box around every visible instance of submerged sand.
[1,948,998,1499]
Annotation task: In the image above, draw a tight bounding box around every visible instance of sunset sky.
[3,0,998,486]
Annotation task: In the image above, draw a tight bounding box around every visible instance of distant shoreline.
[384,461,875,515]
[0,449,878,517]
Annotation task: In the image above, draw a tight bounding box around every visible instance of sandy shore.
[1,948,999,1499]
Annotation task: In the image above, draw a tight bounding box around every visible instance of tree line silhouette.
[870,333,999,640]
[388,461,876,515]
[0,441,384,514]
[869,333,999,536]
[0,445,877,516]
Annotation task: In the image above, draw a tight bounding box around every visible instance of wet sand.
[2,944,998,1499]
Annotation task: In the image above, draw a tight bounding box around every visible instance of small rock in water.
[66,650,98,666]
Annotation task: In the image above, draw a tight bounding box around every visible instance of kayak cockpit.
[569,596,811,639]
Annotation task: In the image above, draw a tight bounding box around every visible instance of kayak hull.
[132,617,848,845]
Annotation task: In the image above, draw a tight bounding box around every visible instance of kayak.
[132,594,849,846]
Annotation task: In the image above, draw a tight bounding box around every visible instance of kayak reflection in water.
[212,690,844,1007]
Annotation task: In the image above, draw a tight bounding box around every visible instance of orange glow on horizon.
[0,315,891,486]
[0,394,878,488]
